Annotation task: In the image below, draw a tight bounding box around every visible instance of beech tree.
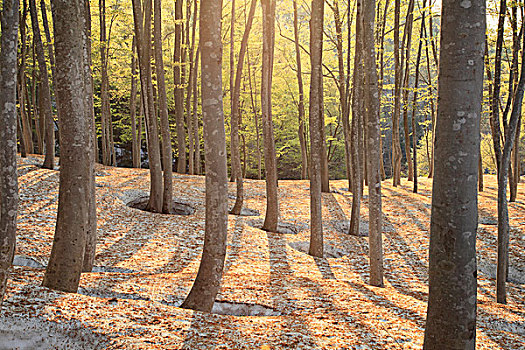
[230,0,257,215]
[423,0,485,347]
[181,0,228,312]
[29,0,54,169]
[43,0,94,292]
[0,0,20,305]
[154,0,173,214]
[261,0,279,232]
[308,0,324,258]
[131,0,164,213]
[362,0,383,287]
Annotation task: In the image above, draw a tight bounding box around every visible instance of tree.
[29,0,54,170]
[154,0,173,214]
[362,0,383,287]
[181,0,228,312]
[43,0,94,292]
[292,0,308,180]
[308,0,324,258]
[130,37,141,169]
[423,0,485,347]
[0,0,20,305]
[261,0,279,233]
[131,0,163,213]
[391,0,401,186]
[173,0,186,174]
[230,0,257,215]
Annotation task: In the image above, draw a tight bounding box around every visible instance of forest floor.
[1,155,524,349]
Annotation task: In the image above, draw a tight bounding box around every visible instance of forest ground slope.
[1,155,524,349]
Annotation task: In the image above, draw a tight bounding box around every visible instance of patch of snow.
[12,255,45,269]
[211,301,281,317]
[0,314,109,350]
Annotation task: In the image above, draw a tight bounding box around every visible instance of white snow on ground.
[0,314,110,350]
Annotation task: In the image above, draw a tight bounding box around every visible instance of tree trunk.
[154,0,174,214]
[192,47,201,175]
[362,0,383,287]
[186,0,197,176]
[308,0,324,258]
[496,16,525,305]
[349,1,363,236]
[43,0,94,292]
[391,0,402,186]
[411,0,426,193]
[377,0,389,181]
[99,0,113,166]
[510,114,521,201]
[261,0,279,232]
[29,0,54,169]
[230,0,257,215]
[18,1,33,155]
[423,0,485,346]
[130,37,141,168]
[132,0,164,213]
[292,0,308,180]
[0,0,19,305]
[82,0,97,273]
[181,0,228,312]
[401,0,415,181]
[174,0,186,173]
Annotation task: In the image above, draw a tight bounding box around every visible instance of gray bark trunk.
[308,0,324,258]
[423,0,485,347]
[173,0,186,173]
[261,0,279,232]
[29,0,54,169]
[43,0,94,292]
[0,0,20,305]
[154,0,173,214]
[181,0,228,312]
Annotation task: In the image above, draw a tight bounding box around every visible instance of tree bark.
[401,0,415,181]
[130,37,140,168]
[349,1,363,236]
[362,0,383,287]
[43,0,94,292]
[154,0,173,214]
[0,0,20,305]
[132,0,164,213]
[181,0,228,312]
[496,16,525,305]
[29,0,54,169]
[308,0,324,258]
[261,0,279,232]
[423,0,485,346]
[391,0,402,186]
[230,0,257,215]
[173,0,186,173]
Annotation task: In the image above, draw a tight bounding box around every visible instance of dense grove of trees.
[0,0,521,346]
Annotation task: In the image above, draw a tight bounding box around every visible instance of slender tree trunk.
[411,0,426,193]
[510,114,521,201]
[0,0,20,305]
[391,0,402,186]
[261,0,279,232]
[18,0,33,154]
[174,0,186,173]
[99,0,112,166]
[82,0,97,273]
[423,0,485,346]
[377,0,389,181]
[130,37,140,168]
[192,47,201,174]
[230,0,257,215]
[330,0,350,188]
[349,1,363,236]
[402,0,415,181]
[425,16,436,179]
[181,0,228,312]
[154,0,173,214]
[29,0,54,169]
[362,0,383,287]
[132,0,163,213]
[43,0,94,292]
[292,0,308,180]
[186,0,197,175]
[308,0,324,257]
[496,16,525,305]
